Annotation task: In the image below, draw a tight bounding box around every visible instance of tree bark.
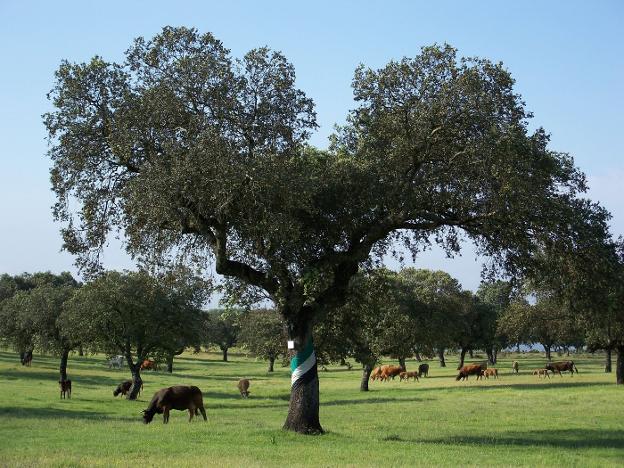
[360,364,372,392]
[398,357,406,371]
[468,349,474,358]
[268,356,275,372]
[486,349,495,365]
[545,344,552,361]
[166,353,174,373]
[222,347,228,362]
[438,348,446,367]
[414,352,422,362]
[605,349,612,373]
[283,321,323,434]
[127,364,143,400]
[59,348,70,382]
[616,346,624,385]
[493,348,498,364]
[457,348,467,370]
[78,345,84,357]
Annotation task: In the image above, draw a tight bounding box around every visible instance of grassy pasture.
[0,350,622,467]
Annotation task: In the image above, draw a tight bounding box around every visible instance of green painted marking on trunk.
[290,337,314,372]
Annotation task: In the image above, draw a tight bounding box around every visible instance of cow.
[59,380,72,399]
[512,361,519,374]
[380,365,403,381]
[108,355,124,369]
[544,361,578,377]
[482,368,499,379]
[142,385,207,424]
[238,379,250,398]
[370,367,382,381]
[113,380,143,397]
[418,363,429,378]
[532,369,550,379]
[399,371,420,382]
[456,364,485,381]
[20,351,33,367]
[140,359,158,371]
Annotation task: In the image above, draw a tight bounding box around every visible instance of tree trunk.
[398,357,406,371]
[516,343,521,353]
[78,345,84,357]
[486,349,495,365]
[438,348,446,367]
[268,356,275,372]
[545,344,552,361]
[468,349,474,358]
[222,347,228,362]
[616,346,624,385]
[605,349,612,373]
[360,364,372,392]
[457,348,467,370]
[166,353,174,373]
[493,348,498,364]
[283,322,323,434]
[127,365,143,400]
[59,348,70,382]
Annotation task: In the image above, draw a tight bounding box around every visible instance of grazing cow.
[532,369,550,379]
[20,351,33,367]
[237,379,250,398]
[456,364,485,381]
[142,385,207,424]
[113,380,143,397]
[370,367,382,381]
[418,363,429,378]
[108,355,124,369]
[399,371,420,382]
[512,361,519,374]
[482,368,499,379]
[140,359,158,371]
[544,361,578,377]
[380,365,403,381]
[59,380,72,399]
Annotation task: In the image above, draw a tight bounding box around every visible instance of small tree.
[204,309,241,362]
[62,271,205,399]
[239,309,286,372]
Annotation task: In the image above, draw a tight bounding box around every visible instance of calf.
[399,371,420,382]
[113,380,143,397]
[544,361,578,377]
[482,368,499,379]
[512,361,519,374]
[142,385,207,424]
[237,379,250,398]
[108,355,124,369]
[418,363,429,378]
[456,364,485,381]
[59,380,72,399]
[532,369,550,379]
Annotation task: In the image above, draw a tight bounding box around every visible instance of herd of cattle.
[16,352,581,423]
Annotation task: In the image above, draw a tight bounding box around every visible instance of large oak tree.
[45,27,609,433]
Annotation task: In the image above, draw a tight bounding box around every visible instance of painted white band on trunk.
[291,351,316,385]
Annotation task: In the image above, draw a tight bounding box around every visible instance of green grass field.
[0,350,622,467]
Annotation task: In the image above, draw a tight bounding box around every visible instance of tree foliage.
[238,308,286,371]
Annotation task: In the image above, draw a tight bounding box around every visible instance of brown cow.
[380,365,403,381]
[456,364,485,381]
[512,361,519,374]
[544,361,578,377]
[482,368,499,379]
[59,380,72,399]
[238,379,250,398]
[140,359,158,371]
[532,369,550,379]
[418,363,429,378]
[370,367,382,381]
[113,380,143,397]
[142,385,207,424]
[399,371,420,382]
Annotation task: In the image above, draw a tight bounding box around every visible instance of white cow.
[108,355,124,369]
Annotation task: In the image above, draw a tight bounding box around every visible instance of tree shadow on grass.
[324,396,434,406]
[2,369,122,387]
[414,429,624,450]
[0,406,126,421]
[419,381,610,392]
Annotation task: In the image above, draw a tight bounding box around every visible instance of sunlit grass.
[0,349,622,466]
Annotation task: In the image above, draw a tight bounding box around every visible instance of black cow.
[418,363,429,378]
[142,385,207,424]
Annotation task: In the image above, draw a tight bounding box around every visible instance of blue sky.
[0,0,622,293]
